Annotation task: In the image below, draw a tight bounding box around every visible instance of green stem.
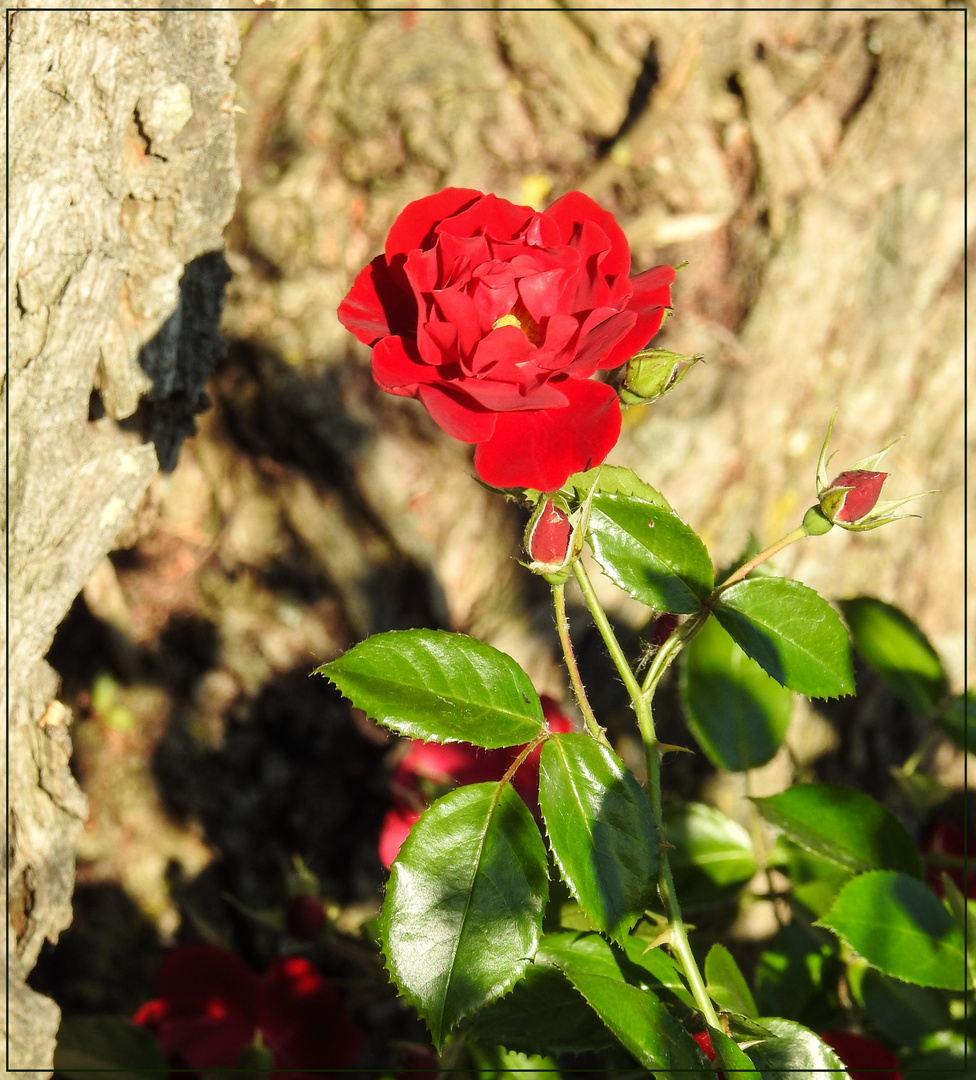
[713,525,808,594]
[552,581,610,747]
[571,560,719,1029]
[571,561,642,702]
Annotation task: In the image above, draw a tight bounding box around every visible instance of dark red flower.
[920,816,976,898]
[133,944,362,1078]
[379,696,574,868]
[284,893,328,941]
[820,1031,902,1079]
[338,188,674,492]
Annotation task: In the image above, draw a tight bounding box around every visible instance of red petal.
[441,192,534,243]
[569,309,637,374]
[473,378,621,491]
[417,383,497,442]
[819,1031,901,1079]
[379,802,421,868]
[598,264,675,369]
[372,336,439,393]
[544,190,632,280]
[135,945,260,1071]
[259,958,362,1072]
[385,188,484,263]
[337,256,416,346]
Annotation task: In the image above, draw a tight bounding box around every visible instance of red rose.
[920,815,976,898]
[132,944,362,1078]
[820,1031,902,1079]
[338,188,674,492]
[379,696,574,867]
[695,1029,901,1078]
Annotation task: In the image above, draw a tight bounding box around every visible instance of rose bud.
[819,469,889,524]
[526,498,573,565]
[393,1044,439,1080]
[284,892,328,940]
[619,347,702,406]
[804,410,934,534]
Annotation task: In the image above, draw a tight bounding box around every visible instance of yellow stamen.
[492,299,542,344]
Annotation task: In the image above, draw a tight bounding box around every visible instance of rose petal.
[418,383,497,442]
[372,336,441,394]
[473,377,621,491]
[385,188,484,263]
[379,801,421,869]
[600,264,675,369]
[442,192,534,244]
[259,957,363,1073]
[337,256,416,346]
[546,190,632,279]
[568,309,637,374]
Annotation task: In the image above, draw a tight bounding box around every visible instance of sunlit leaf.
[381,782,549,1046]
[316,630,544,747]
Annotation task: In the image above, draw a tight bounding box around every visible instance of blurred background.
[24,3,967,1070]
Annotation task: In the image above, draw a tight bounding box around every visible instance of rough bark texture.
[4,6,239,1072]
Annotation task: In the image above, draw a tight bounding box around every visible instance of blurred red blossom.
[379,696,573,868]
[132,944,362,1077]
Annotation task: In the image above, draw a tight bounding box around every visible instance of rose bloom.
[379,696,573,868]
[339,188,674,492]
[132,944,362,1078]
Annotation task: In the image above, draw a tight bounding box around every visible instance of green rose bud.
[620,347,702,406]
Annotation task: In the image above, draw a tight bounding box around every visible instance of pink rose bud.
[820,469,888,524]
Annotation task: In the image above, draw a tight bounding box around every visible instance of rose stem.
[712,524,809,593]
[571,560,719,1029]
[552,581,609,747]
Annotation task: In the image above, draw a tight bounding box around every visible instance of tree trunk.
[4,6,239,1071]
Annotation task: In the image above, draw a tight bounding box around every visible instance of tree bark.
[3,6,239,1071]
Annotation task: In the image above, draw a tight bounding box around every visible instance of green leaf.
[707,1025,763,1074]
[54,1017,169,1080]
[858,967,951,1051]
[316,630,544,747]
[537,933,711,1078]
[755,783,923,877]
[586,492,714,613]
[381,782,549,1047]
[681,615,794,771]
[939,874,976,989]
[840,596,948,716]
[665,801,757,910]
[745,1017,847,1074]
[465,962,618,1056]
[714,578,854,698]
[705,942,758,1018]
[819,870,967,990]
[619,935,697,1010]
[938,687,974,755]
[563,464,672,507]
[539,733,657,942]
